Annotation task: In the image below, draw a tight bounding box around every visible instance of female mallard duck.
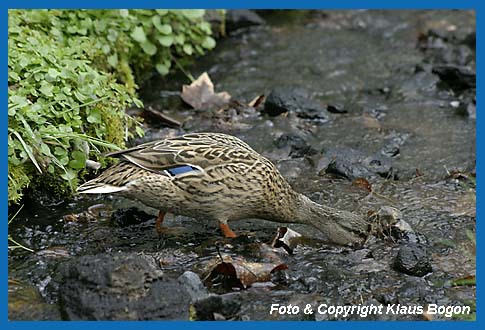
[77,132,368,245]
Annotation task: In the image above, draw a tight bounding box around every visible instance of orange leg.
[219,222,237,238]
[155,211,165,235]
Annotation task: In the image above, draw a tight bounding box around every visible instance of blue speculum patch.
[165,165,198,176]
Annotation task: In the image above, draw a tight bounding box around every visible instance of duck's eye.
[164,165,199,177]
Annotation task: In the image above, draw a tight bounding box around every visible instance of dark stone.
[432,65,476,92]
[193,292,242,320]
[58,253,190,320]
[393,244,432,277]
[274,134,318,158]
[110,207,154,227]
[263,87,329,123]
[326,103,348,114]
[321,147,394,180]
[225,10,266,32]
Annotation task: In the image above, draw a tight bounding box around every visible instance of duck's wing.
[104,132,259,174]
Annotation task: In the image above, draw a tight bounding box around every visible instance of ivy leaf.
[158,24,172,35]
[39,83,54,97]
[69,150,86,169]
[61,169,77,181]
[183,44,193,55]
[39,143,52,156]
[156,63,170,75]
[131,26,146,43]
[202,36,216,49]
[107,53,118,67]
[119,9,129,17]
[9,71,21,82]
[152,16,172,34]
[155,9,168,16]
[174,34,185,45]
[158,35,173,47]
[141,40,157,55]
[87,108,101,123]
[180,10,205,19]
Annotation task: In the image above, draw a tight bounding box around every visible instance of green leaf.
[202,36,216,49]
[39,143,51,156]
[199,21,211,34]
[152,16,172,34]
[155,9,168,16]
[180,10,205,19]
[131,26,146,43]
[156,63,170,75]
[61,169,77,181]
[174,34,185,45]
[183,44,193,55]
[54,146,67,156]
[141,40,157,55]
[119,9,129,17]
[9,71,20,82]
[158,35,173,47]
[135,125,145,137]
[87,108,101,124]
[46,68,60,82]
[69,150,86,169]
[39,83,54,97]
[158,24,172,35]
[107,54,118,67]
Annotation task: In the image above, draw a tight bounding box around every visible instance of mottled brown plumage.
[77,132,368,244]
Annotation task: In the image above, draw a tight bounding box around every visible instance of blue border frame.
[2,0,480,329]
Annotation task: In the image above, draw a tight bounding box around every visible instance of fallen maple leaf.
[203,255,287,288]
[181,72,231,110]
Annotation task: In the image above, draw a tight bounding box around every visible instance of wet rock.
[391,220,428,245]
[320,146,395,180]
[326,103,348,114]
[432,65,475,92]
[110,207,154,227]
[226,10,265,32]
[418,29,475,67]
[178,271,210,302]
[192,292,242,320]
[393,244,432,277]
[8,280,61,320]
[264,87,329,123]
[455,99,476,119]
[58,253,190,320]
[274,134,318,158]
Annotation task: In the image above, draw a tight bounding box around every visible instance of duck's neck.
[290,194,368,245]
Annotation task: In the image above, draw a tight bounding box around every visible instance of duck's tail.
[76,162,137,194]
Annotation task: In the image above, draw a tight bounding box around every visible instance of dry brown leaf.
[204,255,287,288]
[269,227,302,254]
[181,72,231,110]
[352,177,373,192]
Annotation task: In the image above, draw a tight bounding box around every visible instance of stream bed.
[8,10,476,321]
